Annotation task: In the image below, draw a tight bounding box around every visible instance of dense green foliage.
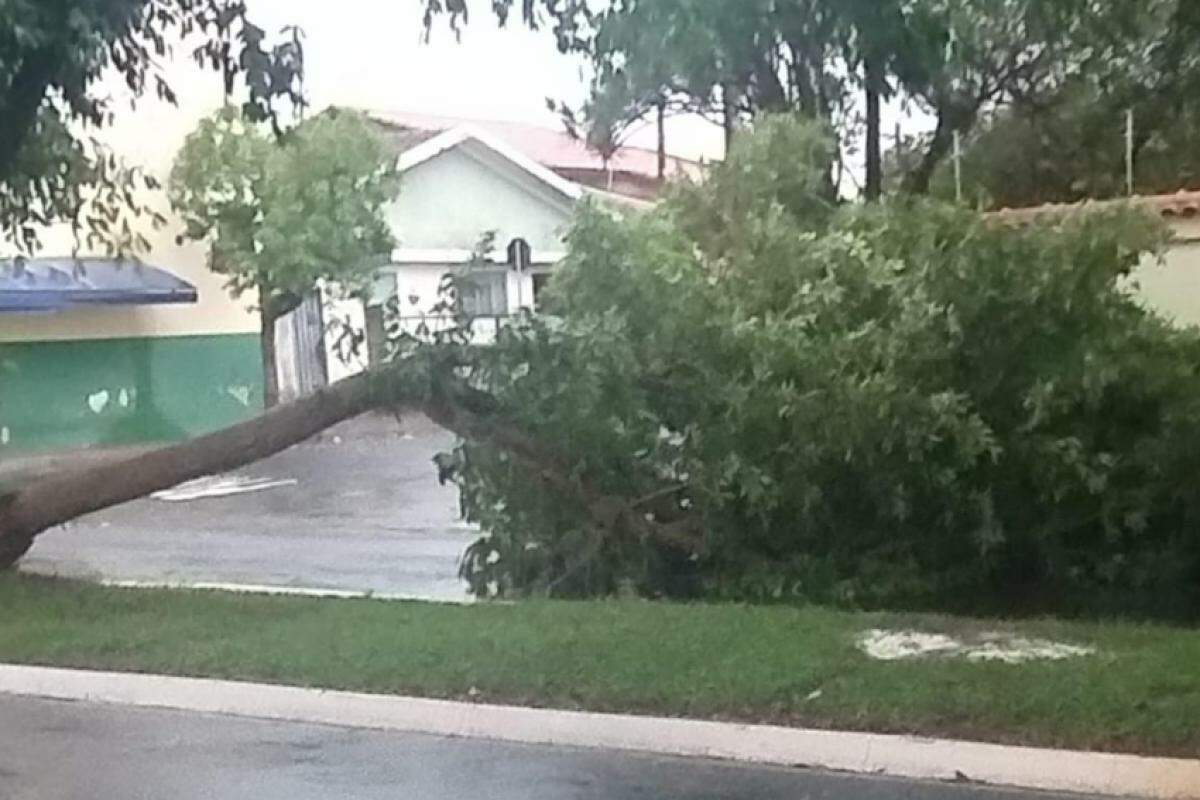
[0,0,303,252]
[170,107,398,404]
[170,107,398,318]
[923,85,1200,210]
[423,0,1179,198]
[907,3,1200,207]
[444,117,1200,614]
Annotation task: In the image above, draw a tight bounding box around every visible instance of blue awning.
[0,257,198,313]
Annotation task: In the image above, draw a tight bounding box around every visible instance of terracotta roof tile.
[363,109,705,186]
[990,190,1200,224]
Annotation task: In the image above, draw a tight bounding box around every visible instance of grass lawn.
[0,573,1197,758]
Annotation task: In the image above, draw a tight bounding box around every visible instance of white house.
[319,112,682,381]
[990,191,1200,327]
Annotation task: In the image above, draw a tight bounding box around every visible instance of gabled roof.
[395,124,586,205]
[369,109,704,181]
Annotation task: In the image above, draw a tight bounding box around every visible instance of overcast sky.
[103,0,930,188]
[246,0,727,161]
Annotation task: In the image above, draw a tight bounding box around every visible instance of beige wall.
[0,56,259,344]
[1131,219,1200,329]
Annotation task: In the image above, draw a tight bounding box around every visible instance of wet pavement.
[16,412,478,602]
[0,695,1101,800]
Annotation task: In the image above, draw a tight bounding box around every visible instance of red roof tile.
[990,190,1200,224]
[365,109,705,186]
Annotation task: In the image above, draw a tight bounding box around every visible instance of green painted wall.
[0,334,262,452]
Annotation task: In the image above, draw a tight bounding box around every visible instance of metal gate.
[275,292,329,403]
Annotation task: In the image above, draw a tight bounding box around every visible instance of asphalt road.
[0,695,1101,800]
[15,413,478,602]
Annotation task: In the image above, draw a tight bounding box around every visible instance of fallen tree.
[441,117,1200,615]
[0,354,705,572]
[0,371,376,568]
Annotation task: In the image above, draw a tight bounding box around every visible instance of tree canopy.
[913,1,1200,208]
[170,106,400,405]
[427,116,1200,617]
[0,0,303,253]
[422,0,1188,201]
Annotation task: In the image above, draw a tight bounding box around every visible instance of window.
[459,270,508,316]
[368,270,398,308]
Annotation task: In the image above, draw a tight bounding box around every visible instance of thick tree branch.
[901,104,977,196]
[1,355,705,572]
[0,370,378,567]
[0,46,61,183]
[423,377,705,556]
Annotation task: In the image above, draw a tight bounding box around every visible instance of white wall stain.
[226,385,252,407]
[0,426,10,445]
[117,388,132,408]
[86,390,111,414]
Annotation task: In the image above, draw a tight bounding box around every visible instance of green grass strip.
[1,574,1197,757]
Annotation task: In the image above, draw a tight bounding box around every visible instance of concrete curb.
[0,664,1196,799]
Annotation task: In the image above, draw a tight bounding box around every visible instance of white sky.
[100,0,930,189]
[247,0,728,161]
[241,0,932,178]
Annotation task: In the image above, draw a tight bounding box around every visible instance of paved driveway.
[16,413,478,602]
[0,695,1101,800]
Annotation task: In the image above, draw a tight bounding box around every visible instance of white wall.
[1132,241,1200,328]
[1122,219,1200,328]
[387,143,574,255]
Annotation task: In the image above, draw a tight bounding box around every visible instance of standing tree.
[169,107,400,407]
[0,0,304,253]
[902,0,1200,208]
[421,0,1158,199]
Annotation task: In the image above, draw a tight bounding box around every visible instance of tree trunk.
[722,82,738,154]
[902,108,974,196]
[0,371,378,569]
[261,304,281,409]
[0,45,61,183]
[656,99,667,180]
[864,57,883,203]
[0,356,707,572]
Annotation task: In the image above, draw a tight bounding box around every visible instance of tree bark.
[260,305,281,409]
[0,371,378,568]
[901,107,975,196]
[0,349,706,574]
[0,46,60,183]
[722,82,738,154]
[864,56,883,203]
[656,99,667,180]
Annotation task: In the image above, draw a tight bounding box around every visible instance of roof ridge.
[990,189,1200,220]
[360,107,702,166]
